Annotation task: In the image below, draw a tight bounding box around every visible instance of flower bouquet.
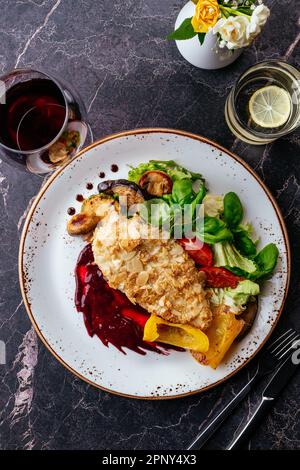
[168,0,270,51]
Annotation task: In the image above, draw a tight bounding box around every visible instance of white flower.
[247,4,270,38]
[213,16,251,50]
[251,4,270,28]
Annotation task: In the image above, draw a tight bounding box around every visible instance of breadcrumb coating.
[92,203,212,331]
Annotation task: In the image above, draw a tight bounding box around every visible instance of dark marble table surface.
[0,0,300,451]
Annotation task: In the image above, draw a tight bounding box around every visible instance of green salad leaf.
[233,226,257,258]
[225,280,260,306]
[190,184,207,218]
[223,192,258,258]
[129,161,206,238]
[254,243,279,280]
[140,199,171,227]
[224,192,243,228]
[209,279,260,309]
[203,194,224,217]
[128,160,203,184]
[195,217,233,244]
[127,162,279,282]
[225,243,279,281]
[213,242,257,273]
[172,179,195,206]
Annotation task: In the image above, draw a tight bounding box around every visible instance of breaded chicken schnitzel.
[92,202,212,331]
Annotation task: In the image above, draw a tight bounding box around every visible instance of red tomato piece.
[178,238,213,267]
[200,267,243,289]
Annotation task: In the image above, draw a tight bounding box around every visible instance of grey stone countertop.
[0,0,300,450]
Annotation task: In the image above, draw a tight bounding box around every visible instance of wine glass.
[0,68,93,174]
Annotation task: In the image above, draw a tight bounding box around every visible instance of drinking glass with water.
[225,60,300,145]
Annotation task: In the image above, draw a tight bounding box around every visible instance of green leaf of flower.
[198,33,206,45]
[166,18,197,41]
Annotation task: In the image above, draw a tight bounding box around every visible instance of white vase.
[174,1,243,70]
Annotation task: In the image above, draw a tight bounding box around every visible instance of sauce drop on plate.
[75,244,180,355]
[111,164,119,173]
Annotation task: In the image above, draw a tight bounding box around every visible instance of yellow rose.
[191,0,220,34]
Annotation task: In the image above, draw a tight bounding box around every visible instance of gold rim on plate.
[18,128,291,400]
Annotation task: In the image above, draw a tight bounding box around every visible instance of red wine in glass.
[0,69,91,174]
[0,78,66,152]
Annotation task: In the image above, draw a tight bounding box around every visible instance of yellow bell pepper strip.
[143,314,209,353]
[193,308,245,369]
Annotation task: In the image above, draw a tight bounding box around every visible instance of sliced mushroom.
[236,298,258,341]
[67,194,114,236]
[139,171,173,197]
[67,213,99,235]
[98,179,145,207]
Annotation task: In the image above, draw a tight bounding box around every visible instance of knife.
[226,352,299,450]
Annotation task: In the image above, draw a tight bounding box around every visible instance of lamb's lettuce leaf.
[233,226,257,258]
[223,192,243,228]
[196,218,233,244]
[254,243,279,280]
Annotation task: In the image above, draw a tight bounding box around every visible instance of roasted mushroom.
[67,213,99,235]
[98,179,145,207]
[236,298,258,341]
[139,171,173,197]
[67,194,114,236]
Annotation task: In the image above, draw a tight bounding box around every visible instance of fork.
[187,328,300,450]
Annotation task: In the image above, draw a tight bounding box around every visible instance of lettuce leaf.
[225,243,279,281]
[212,242,257,273]
[203,194,224,217]
[128,160,203,184]
[226,280,260,306]
[209,280,260,311]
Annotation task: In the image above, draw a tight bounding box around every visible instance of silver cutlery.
[187,328,300,450]
[226,351,299,449]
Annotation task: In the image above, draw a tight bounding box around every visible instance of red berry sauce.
[75,244,180,355]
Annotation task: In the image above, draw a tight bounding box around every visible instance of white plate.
[19,129,290,399]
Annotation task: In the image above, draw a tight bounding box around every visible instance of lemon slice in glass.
[249,85,291,128]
